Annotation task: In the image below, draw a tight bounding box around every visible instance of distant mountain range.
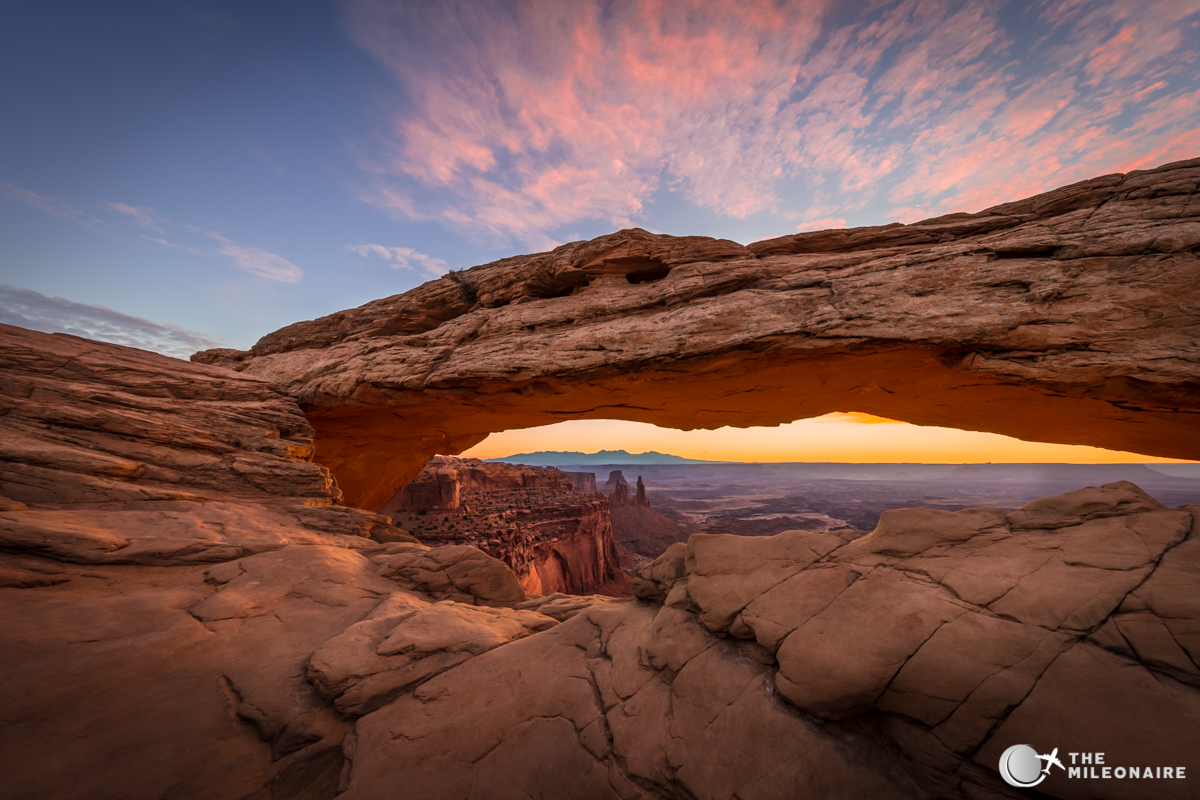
[486,449,727,465]
[485,452,1200,477]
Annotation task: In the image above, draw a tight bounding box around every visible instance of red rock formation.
[3,322,1200,799]
[195,158,1200,511]
[602,472,687,558]
[383,456,571,513]
[387,461,462,510]
[339,483,1200,800]
[561,471,599,494]
[381,457,630,597]
[0,324,529,800]
[0,323,406,561]
[601,470,631,505]
[623,482,1200,799]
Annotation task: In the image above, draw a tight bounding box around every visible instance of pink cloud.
[344,0,829,244]
[796,217,848,232]
[343,0,1200,246]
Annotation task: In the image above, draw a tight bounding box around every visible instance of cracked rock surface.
[4,169,1200,800]
[193,158,1200,509]
[3,322,1196,798]
[335,482,1200,800]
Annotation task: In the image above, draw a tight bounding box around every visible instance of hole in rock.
[528,272,591,299]
[371,415,1197,597]
[606,257,670,284]
[305,343,1200,521]
[986,280,1033,291]
[991,245,1059,258]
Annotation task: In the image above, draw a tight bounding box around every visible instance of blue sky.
[3,0,1197,358]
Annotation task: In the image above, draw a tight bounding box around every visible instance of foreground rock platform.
[2,324,1199,799]
[196,158,1200,509]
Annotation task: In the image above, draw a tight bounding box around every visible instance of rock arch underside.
[1,158,1199,800]
[197,158,1200,511]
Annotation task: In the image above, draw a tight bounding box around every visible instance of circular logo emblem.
[999,744,1047,787]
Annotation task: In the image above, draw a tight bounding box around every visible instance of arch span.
[195,158,1200,510]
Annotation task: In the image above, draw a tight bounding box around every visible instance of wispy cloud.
[105,201,164,233]
[206,232,303,282]
[795,218,848,232]
[343,0,1200,246]
[347,244,449,278]
[1,182,104,228]
[794,205,849,232]
[0,285,223,359]
[5,188,213,251]
[142,234,202,254]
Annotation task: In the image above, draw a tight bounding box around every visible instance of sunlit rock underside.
[196,157,1200,510]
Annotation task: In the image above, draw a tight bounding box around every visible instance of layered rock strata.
[381,456,630,596]
[195,158,1200,510]
[3,324,1199,798]
[0,325,531,799]
[562,470,600,494]
[0,323,404,562]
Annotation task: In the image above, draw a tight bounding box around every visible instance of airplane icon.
[1038,748,1065,775]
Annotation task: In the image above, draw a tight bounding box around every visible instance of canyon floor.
[582,461,1200,537]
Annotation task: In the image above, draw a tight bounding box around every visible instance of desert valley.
[2,158,1200,798]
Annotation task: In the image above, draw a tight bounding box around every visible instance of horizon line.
[466,455,1199,466]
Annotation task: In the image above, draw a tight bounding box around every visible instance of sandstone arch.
[195,158,1200,510]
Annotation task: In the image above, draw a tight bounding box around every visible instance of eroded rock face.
[340,601,929,800]
[380,456,631,597]
[0,326,537,799]
[195,159,1200,510]
[3,323,1199,799]
[562,471,599,493]
[0,324,408,563]
[649,481,1200,799]
[602,470,632,505]
[338,482,1200,800]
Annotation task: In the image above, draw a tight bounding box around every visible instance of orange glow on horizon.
[460,414,1195,464]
